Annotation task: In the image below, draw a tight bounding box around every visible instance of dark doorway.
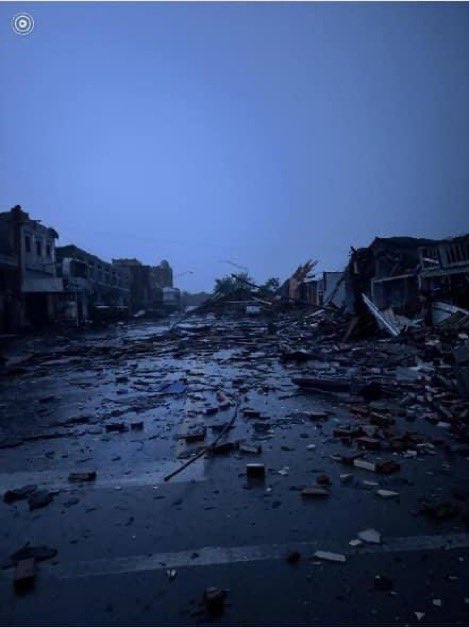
[25,293,50,327]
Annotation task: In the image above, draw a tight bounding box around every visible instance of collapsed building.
[418,235,469,317]
[343,235,469,333]
[191,234,469,359]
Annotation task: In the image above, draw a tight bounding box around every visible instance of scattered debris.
[301,487,329,498]
[374,574,393,591]
[157,381,187,396]
[166,569,177,581]
[357,528,381,544]
[243,409,261,419]
[239,443,262,455]
[253,422,270,434]
[183,428,206,443]
[28,490,53,511]
[68,471,97,483]
[376,489,399,499]
[357,436,381,451]
[246,463,266,479]
[13,558,36,593]
[285,550,301,564]
[2,544,57,569]
[307,411,329,421]
[203,587,227,614]
[316,473,331,486]
[376,460,400,475]
[105,422,128,433]
[292,376,351,393]
[362,293,401,337]
[313,550,346,563]
[4,485,38,504]
[353,459,376,472]
[349,539,362,547]
[2,249,469,622]
[419,501,459,521]
[211,441,236,455]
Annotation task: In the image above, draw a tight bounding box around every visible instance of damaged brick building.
[0,205,61,332]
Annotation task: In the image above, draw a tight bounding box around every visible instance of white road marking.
[40,532,469,580]
[0,459,206,492]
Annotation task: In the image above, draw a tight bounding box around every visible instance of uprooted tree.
[213,274,281,299]
[213,273,254,295]
[259,277,281,296]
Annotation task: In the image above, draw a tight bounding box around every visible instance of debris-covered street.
[2,2,469,624]
[1,312,468,625]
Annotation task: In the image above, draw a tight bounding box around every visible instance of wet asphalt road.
[0,318,468,625]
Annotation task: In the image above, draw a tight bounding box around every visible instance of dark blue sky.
[1,2,468,292]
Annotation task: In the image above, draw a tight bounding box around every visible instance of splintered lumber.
[164,398,239,482]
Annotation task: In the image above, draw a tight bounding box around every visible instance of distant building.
[0,206,178,329]
[161,286,181,311]
[111,258,177,314]
[151,260,173,288]
[0,205,62,330]
[112,258,154,313]
[56,244,130,323]
[56,256,90,324]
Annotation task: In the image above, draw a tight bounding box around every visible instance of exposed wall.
[323,272,346,308]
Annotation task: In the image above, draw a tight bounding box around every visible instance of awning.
[22,277,64,293]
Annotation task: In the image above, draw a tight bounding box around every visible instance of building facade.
[56,245,130,323]
[1,206,177,330]
[112,258,176,314]
[151,260,173,288]
[0,205,62,331]
[418,236,469,310]
[112,258,154,313]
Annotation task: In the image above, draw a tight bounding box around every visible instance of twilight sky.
[1,2,468,292]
